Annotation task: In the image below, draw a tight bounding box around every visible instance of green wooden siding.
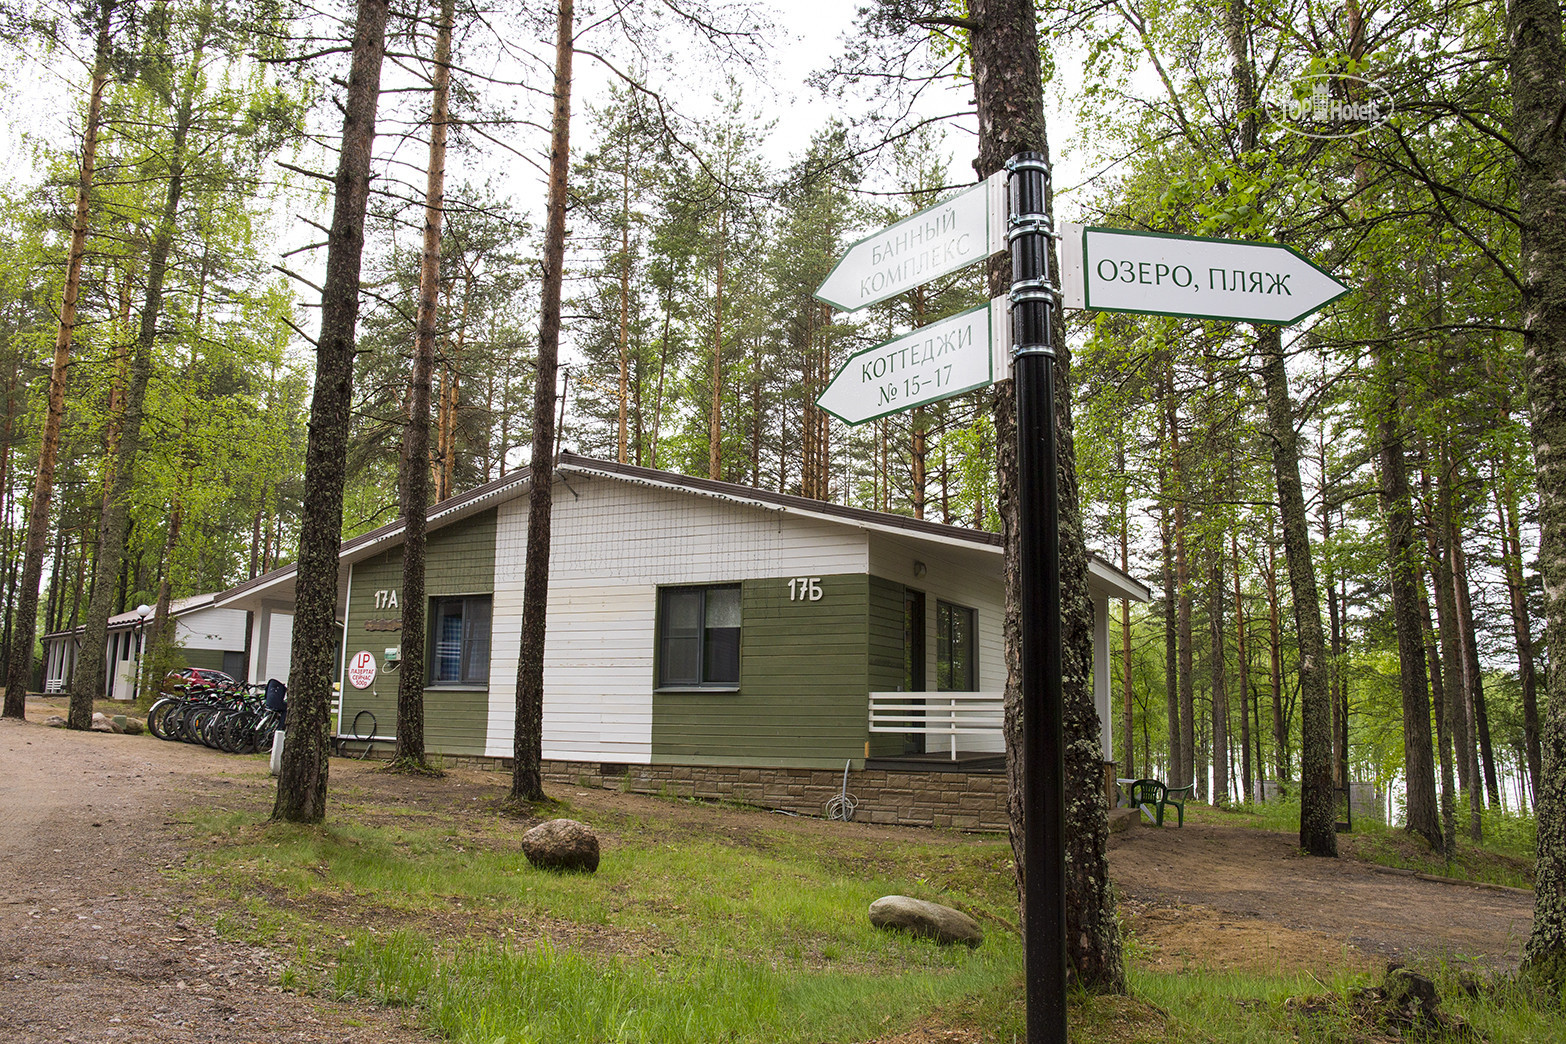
[177,648,228,672]
[338,509,497,756]
[866,576,908,758]
[654,573,897,769]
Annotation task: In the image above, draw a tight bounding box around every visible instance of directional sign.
[1059,224,1350,325]
[817,300,1010,425]
[815,173,1006,313]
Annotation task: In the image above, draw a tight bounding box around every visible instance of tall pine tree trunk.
[1158,391,1182,787]
[143,487,182,695]
[1174,432,1194,792]
[1429,458,1482,839]
[618,122,631,464]
[1209,555,1228,806]
[1233,532,1251,803]
[1266,530,1287,784]
[395,0,455,770]
[2,0,114,720]
[1497,471,1542,802]
[273,0,390,823]
[975,0,1124,993]
[510,0,573,804]
[1121,455,1134,780]
[707,207,726,481]
[73,14,209,727]
[1258,327,1335,856]
[1373,358,1441,849]
[1420,567,1459,861]
[1451,535,1501,806]
[1165,366,1192,789]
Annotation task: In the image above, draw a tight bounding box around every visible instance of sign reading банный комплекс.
[814,173,1006,312]
[1059,223,1350,325]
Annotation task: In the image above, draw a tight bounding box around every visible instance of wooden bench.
[1126,778,1194,827]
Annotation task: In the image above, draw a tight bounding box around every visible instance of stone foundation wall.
[432,752,1010,831]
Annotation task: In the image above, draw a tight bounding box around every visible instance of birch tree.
[1510,0,1566,987]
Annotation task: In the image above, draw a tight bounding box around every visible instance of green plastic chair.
[1128,778,1193,827]
[1127,778,1166,825]
[1160,784,1194,827]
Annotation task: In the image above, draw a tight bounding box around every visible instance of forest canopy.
[0,0,1552,847]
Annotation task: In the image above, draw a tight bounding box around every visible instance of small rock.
[521,818,600,872]
[868,895,983,947]
[1383,966,1440,1021]
[44,716,66,728]
[90,713,119,734]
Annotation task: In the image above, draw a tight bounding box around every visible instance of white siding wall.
[485,474,872,760]
[175,607,250,651]
[869,534,1007,753]
[248,606,295,686]
[1094,593,1112,761]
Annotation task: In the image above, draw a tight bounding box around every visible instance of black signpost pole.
[1007,151,1066,1042]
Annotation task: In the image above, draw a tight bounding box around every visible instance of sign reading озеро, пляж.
[1058,224,1350,325]
[814,173,1005,313]
[817,301,1008,426]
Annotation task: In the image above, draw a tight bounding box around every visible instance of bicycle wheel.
[202,707,235,749]
[146,698,177,740]
[248,709,280,754]
[183,704,215,744]
[162,703,191,742]
[213,710,243,753]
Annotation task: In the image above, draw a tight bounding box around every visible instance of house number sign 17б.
[788,577,823,602]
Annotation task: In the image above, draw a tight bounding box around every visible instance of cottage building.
[215,454,1149,827]
[41,594,250,700]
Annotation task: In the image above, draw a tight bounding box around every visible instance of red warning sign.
[347,650,377,689]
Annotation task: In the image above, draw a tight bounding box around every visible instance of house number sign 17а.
[787,577,823,602]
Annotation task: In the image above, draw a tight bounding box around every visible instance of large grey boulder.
[868,895,982,947]
[521,818,600,873]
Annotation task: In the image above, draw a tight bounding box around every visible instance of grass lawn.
[175,762,1566,1043]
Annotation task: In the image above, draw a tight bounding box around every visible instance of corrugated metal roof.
[210,453,1150,608]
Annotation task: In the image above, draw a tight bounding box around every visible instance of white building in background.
[41,593,250,700]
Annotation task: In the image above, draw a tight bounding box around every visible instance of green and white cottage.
[217,454,1149,829]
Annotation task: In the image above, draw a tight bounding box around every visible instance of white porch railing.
[867,691,1005,760]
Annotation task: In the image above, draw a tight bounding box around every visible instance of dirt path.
[0,710,427,1044]
[1108,820,1534,975]
[0,704,1539,1042]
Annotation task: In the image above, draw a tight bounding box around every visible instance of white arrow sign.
[818,301,1010,425]
[815,173,1006,313]
[1059,224,1349,325]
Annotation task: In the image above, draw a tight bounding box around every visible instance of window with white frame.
[430,595,491,685]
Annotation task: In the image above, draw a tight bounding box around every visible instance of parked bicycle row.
[147,676,286,755]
